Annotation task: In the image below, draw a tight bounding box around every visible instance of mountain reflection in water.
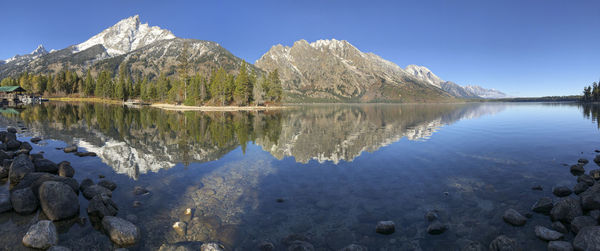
[2,103,506,178]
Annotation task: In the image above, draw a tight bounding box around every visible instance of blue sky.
[1,0,599,97]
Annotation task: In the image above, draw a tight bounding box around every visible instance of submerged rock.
[87,194,118,219]
[11,187,38,214]
[102,216,140,246]
[375,221,395,234]
[531,185,543,191]
[39,181,79,221]
[22,220,58,249]
[551,197,583,223]
[133,186,149,195]
[535,225,563,241]
[489,235,519,251]
[552,186,572,197]
[547,241,573,251]
[573,226,600,251]
[503,208,527,226]
[532,197,553,214]
[571,216,597,234]
[427,220,448,235]
[82,185,112,200]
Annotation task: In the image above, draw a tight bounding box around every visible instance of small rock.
[573,226,600,251]
[425,210,439,221]
[552,186,572,197]
[579,158,590,165]
[172,221,187,236]
[102,216,140,246]
[133,201,142,207]
[98,180,117,191]
[532,197,553,214]
[489,235,519,251]
[98,174,105,179]
[590,169,600,180]
[11,187,38,214]
[552,221,568,233]
[535,225,563,241]
[22,220,58,249]
[551,197,583,223]
[571,164,585,175]
[571,216,597,234]
[75,152,97,157]
[578,174,595,186]
[276,198,285,203]
[58,161,74,178]
[574,182,590,195]
[63,146,77,153]
[133,186,149,195]
[82,185,112,200]
[547,241,573,251]
[531,185,543,191]
[79,178,94,191]
[39,181,79,221]
[339,244,367,251]
[185,208,193,215]
[427,220,448,235]
[87,194,118,219]
[375,221,395,234]
[287,240,314,251]
[30,137,41,143]
[503,208,527,226]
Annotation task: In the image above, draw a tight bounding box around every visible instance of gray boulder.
[9,154,34,185]
[573,226,600,251]
[532,197,553,214]
[33,158,58,174]
[22,220,58,249]
[39,181,79,221]
[551,197,583,223]
[82,185,112,200]
[571,216,597,234]
[6,139,21,151]
[102,216,140,246]
[552,221,568,233]
[6,127,17,134]
[574,182,590,195]
[10,187,38,214]
[13,172,79,196]
[19,142,32,152]
[578,174,595,186]
[503,208,527,226]
[87,194,118,219]
[80,178,94,191]
[571,164,585,175]
[534,225,563,241]
[548,241,573,251]
[581,183,600,211]
[489,235,519,251]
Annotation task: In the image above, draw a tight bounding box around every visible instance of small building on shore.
[0,86,34,105]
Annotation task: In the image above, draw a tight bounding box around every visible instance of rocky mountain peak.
[74,14,176,56]
[31,44,48,55]
[405,65,444,88]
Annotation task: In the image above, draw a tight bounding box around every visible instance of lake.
[0,102,599,250]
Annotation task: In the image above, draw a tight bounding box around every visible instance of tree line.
[0,43,283,106]
[582,80,600,102]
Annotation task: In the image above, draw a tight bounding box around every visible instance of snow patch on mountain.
[405,65,444,88]
[74,15,176,56]
[464,85,507,99]
[3,44,48,65]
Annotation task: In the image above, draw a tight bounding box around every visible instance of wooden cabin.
[0,86,27,105]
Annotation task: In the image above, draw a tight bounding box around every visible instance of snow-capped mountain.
[463,85,507,99]
[256,38,452,102]
[404,64,506,99]
[74,15,176,56]
[2,44,48,65]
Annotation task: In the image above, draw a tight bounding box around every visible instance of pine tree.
[234,61,251,105]
[177,41,191,101]
[84,70,95,97]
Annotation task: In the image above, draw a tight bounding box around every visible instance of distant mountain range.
[0,15,506,101]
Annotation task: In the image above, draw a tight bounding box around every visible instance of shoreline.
[149,103,289,111]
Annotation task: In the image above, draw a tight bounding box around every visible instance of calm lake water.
[0,102,599,250]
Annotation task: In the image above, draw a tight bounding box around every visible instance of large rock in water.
[503,208,527,226]
[33,158,58,174]
[10,187,38,214]
[573,226,600,251]
[551,197,583,223]
[8,154,34,185]
[489,235,519,251]
[548,241,573,251]
[102,216,140,246]
[581,183,600,211]
[535,225,563,241]
[552,186,573,197]
[57,161,74,177]
[532,197,553,214]
[375,221,395,234]
[22,220,58,249]
[38,181,79,221]
[571,216,597,234]
[12,172,79,196]
[87,194,118,219]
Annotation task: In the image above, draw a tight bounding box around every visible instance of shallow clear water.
[0,102,599,250]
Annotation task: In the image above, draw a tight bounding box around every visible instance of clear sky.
[1,0,599,97]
